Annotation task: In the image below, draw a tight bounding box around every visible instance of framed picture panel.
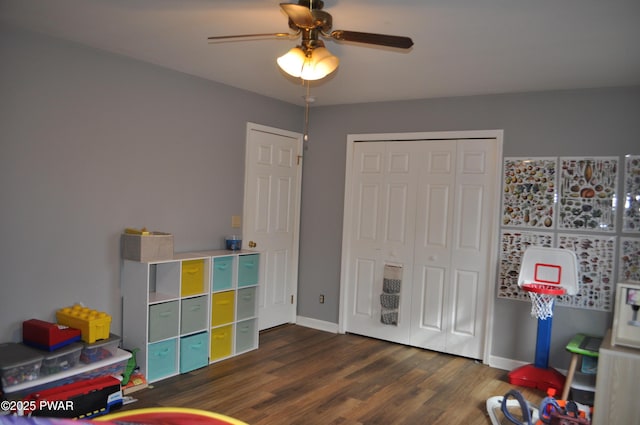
[498,230,554,301]
[557,233,616,311]
[558,157,618,231]
[620,237,640,282]
[623,155,640,233]
[501,157,557,229]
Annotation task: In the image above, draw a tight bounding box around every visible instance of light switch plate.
[231,215,241,228]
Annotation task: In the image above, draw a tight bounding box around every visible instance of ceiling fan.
[207,0,414,81]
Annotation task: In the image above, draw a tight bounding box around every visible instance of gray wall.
[2,25,640,369]
[0,27,301,342]
[299,88,640,366]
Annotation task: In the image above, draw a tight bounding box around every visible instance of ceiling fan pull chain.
[303,80,311,143]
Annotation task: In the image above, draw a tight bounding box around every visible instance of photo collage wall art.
[498,155,640,312]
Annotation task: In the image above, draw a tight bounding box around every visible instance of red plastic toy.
[23,319,81,351]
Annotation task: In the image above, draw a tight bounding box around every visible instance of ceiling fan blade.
[280,3,314,28]
[329,30,414,49]
[207,33,292,42]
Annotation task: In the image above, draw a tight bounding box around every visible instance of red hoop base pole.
[508,363,566,393]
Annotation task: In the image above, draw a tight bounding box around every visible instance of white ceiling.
[2,0,640,106]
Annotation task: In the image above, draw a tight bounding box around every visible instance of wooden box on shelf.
[122,232,174,262]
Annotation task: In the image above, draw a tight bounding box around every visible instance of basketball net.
[522,283,564,320]
[527,292,556,320]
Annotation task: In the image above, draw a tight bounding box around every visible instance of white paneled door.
[244,123,303,330]
[341,133,500,360]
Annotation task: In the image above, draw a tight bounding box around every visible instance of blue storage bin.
[212,256,234,291]
[238,254,259,287]
[147,339,177,382]
[180,332,209,373]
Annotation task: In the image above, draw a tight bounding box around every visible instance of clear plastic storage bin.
[0,343,44,388]
[80,334,120,364]
[40,343,82,376]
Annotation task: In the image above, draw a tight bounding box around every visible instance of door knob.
[248,241,257,248]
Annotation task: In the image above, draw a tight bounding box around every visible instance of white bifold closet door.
[343,138,499,360]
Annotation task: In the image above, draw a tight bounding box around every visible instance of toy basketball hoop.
[518,247,578,320]
[509,247,579,392]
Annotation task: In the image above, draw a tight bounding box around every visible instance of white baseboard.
[296,316,339,333]
[487,355,529,371]
[488,355,568,377]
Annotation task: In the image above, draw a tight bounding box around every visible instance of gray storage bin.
[181,296,208,335]
[235,319,257,353]
[149,300,179,342]
[236,287,257,321]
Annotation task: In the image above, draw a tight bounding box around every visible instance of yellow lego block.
[56,304,112,343]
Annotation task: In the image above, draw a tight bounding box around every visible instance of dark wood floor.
[124,324,543,425]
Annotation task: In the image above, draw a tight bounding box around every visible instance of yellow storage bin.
[211,291,235,327]
[210,325,233,361]
[56,304,111,343]
[181,259,205,297]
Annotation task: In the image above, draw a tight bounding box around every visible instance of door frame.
[243,122,303,329]
[339,129,503,363]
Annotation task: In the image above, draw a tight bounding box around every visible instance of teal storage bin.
[181,296,208,335]
[180,332,209,373]
[148,301,179,342]
[235,319,257,353]
[238,254,259,287]
[147,338,177,382]
[212,256,234,291]
[237,287,257,321]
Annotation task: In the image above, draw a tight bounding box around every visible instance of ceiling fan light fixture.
[277,47,307,78]
[300,46,339,81]
[277,46,339,81]
[212,2,413,83]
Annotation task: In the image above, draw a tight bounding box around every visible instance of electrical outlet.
[319,294,325,304]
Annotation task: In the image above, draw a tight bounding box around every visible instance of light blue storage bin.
[147,338,177,382]
[238,254,259,287]
[180,332,209,373]
[181,296,208,335]
[212,256,234,291]
[235,319,257,353]
[236,287,257,321]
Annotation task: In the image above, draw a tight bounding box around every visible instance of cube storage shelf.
[122,250,259,383]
